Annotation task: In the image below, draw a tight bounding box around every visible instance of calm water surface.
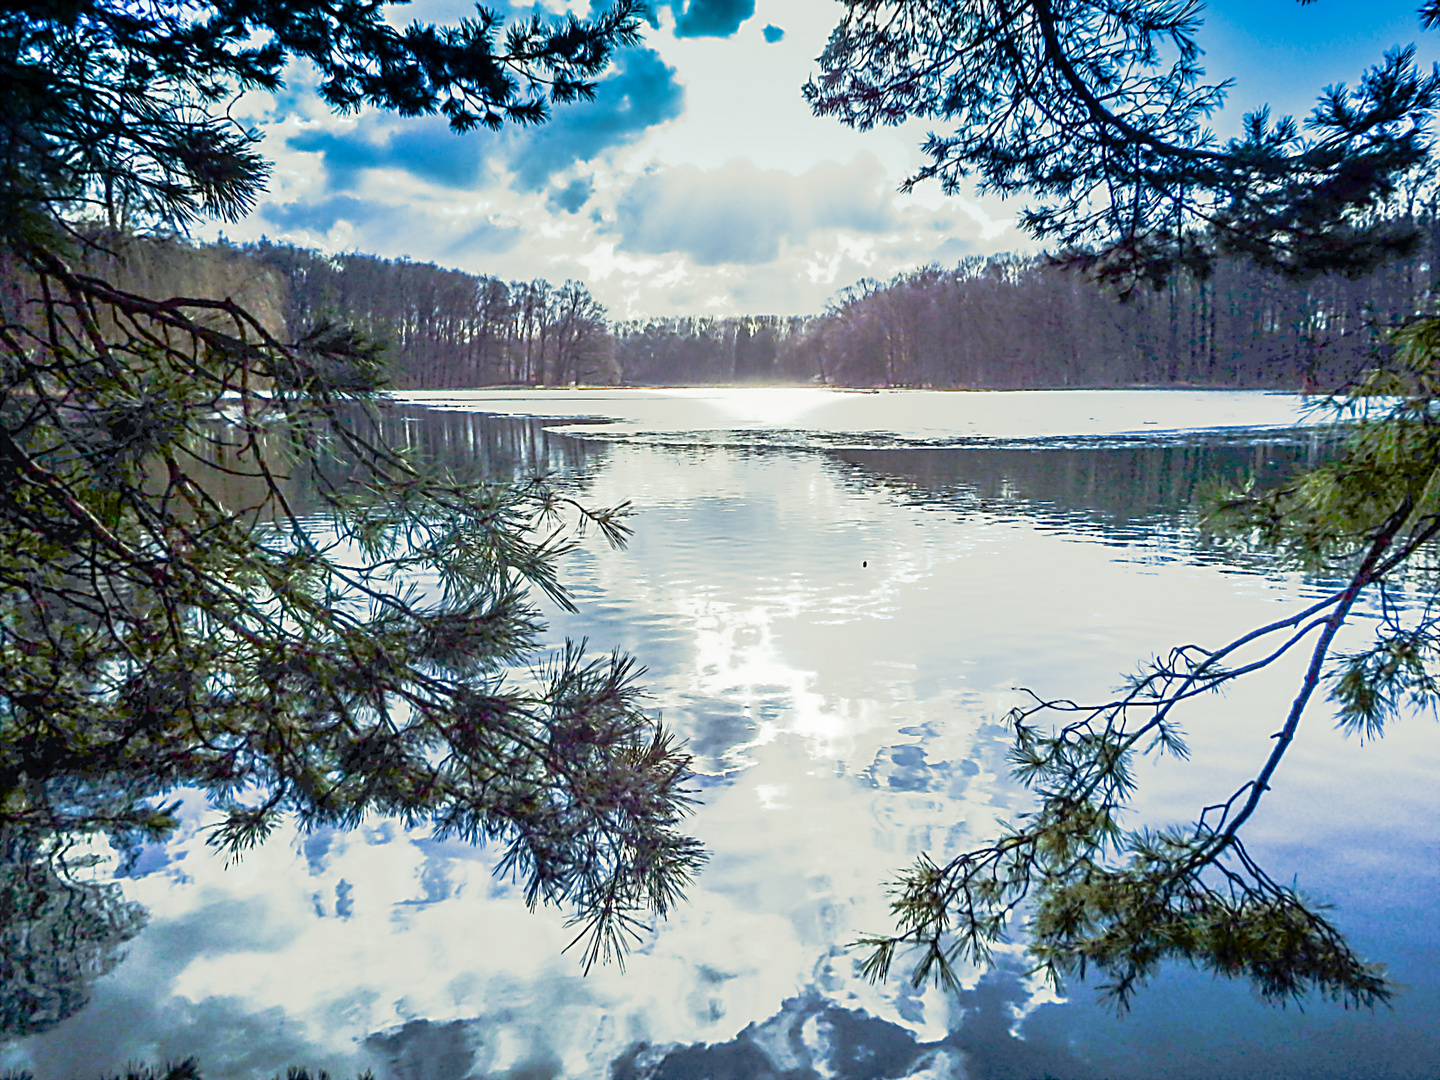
[9,389,1438,1080]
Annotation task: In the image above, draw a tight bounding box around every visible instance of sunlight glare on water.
[673,386,838,428]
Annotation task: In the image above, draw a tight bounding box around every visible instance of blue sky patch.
[262,195,375,233]
[506,47,684,191]
[287,120,488,190]
[548,176,596,214]
[664,0,755,37]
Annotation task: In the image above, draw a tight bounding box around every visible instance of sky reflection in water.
[9,390,1438,1080]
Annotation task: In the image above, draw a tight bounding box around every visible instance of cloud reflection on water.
[8,392,1438,1080]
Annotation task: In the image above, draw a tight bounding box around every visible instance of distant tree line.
[244,241,619,388]
[26,226,1440,391]
[610,315,808,384]
[769,214,1440,389]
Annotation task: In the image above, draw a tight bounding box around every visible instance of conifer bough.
[0,0,703,1037]
[814,0,1440,1010]
[809,0,1440,286]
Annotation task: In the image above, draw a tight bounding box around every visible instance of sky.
[206,0,1440,318]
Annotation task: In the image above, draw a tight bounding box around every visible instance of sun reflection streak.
[695,387,836,427]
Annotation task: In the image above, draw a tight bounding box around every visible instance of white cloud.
[196,0,1031,319]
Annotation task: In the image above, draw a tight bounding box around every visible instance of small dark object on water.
[863,561,867,567]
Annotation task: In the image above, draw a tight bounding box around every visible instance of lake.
[8,389,1438,1080]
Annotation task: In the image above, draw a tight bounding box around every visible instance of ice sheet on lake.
[391,387,1326,447]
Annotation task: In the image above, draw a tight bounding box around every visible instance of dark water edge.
[371,404,1333,522]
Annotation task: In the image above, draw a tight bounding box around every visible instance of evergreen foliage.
[806,0,1440,285]
[855,342,1440,1010]
[0,0,702,1040]
[815,0,1440,1010]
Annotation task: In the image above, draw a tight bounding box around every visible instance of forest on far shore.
[15,218,1439,390]
[256,206,1440,389]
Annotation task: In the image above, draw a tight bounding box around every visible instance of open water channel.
[8,389,1439,1080]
